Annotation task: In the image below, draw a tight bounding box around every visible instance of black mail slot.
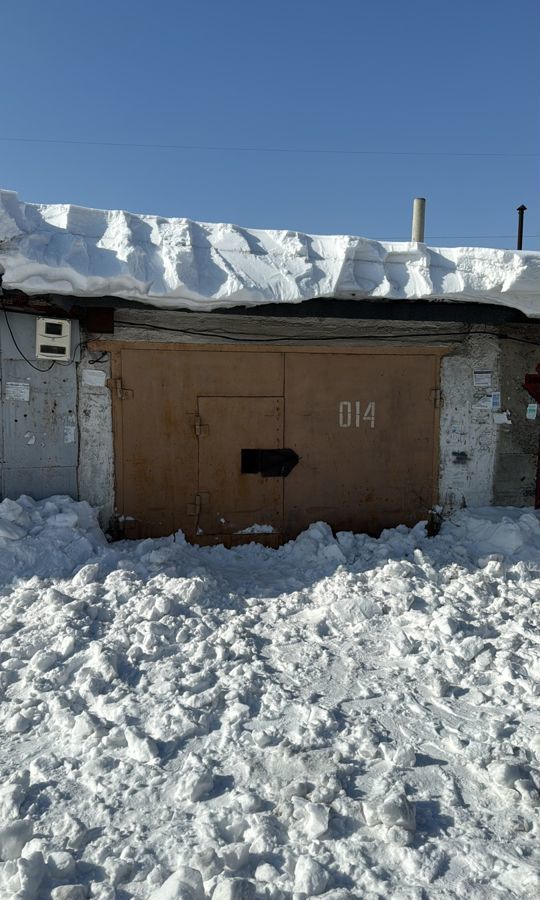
[241,448,299,477]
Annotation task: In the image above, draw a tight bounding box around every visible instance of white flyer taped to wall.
[5,381,30,401]
[473,370,492,387]
[82,368,107,387]
[63,425,76,444]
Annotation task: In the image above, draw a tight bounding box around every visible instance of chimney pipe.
[411,197,426,242]
[517,204,527,250]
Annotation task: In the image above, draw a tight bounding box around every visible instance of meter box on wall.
[35,318,71,360]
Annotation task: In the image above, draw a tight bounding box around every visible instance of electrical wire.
[1,299,56,371]
[0,135,538,158]
[1,300,538,362]
[54,340,87,366]
[114,319,540,348]
[393,235,540,241]
[0,299,86,370]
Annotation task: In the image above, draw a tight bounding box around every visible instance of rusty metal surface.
[114,349,283,538]
[283,353,439,536]
[197,396,284,535]
[111,346,439,541]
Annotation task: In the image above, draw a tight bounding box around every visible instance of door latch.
[187,492,209,515]
[241,448,300,477]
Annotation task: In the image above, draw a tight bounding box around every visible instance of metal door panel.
[197,396,284,536]
[1,357,78,500]
[115,349,284,538]
[1,361,78,468]
[283,353,438,536]
[3,466,78,500]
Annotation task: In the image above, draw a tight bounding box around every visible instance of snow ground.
[1,189,540,316]
[0,496,539,900]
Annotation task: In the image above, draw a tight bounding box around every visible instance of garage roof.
[1,189,539,317]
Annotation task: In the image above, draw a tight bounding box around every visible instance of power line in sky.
[0,135,538,158]
[394,234,540,240]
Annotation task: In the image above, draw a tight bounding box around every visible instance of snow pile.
[1,189,539,316]
[0,496,106,586]
[0,499,539,899]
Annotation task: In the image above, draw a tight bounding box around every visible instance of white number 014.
[338,401,375,429]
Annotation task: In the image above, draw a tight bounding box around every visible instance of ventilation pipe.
[411,197,426,242]
[517,204,527,250]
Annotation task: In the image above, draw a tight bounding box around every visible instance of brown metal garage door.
[284,353,439,535]
[107,345,440,541]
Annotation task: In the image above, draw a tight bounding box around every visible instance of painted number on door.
[338,401,376,429]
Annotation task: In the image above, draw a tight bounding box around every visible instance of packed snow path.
[0,497,539,899]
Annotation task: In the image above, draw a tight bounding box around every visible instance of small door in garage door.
[197,396,284,537]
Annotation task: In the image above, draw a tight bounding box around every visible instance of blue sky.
[2,0,538,248]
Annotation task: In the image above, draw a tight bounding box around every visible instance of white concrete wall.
[439,334,500,512]
[77,348,114,528]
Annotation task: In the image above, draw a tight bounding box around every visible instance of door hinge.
[107,378,133,400]
[195,416,209,437]
[430,388,441,408]
[186,492,209,515]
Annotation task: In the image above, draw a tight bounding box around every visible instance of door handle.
[241,448,299,477]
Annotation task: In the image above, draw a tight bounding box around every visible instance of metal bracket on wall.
[186,492,209,515]
[194,416,209,436]
[107,378,133,400]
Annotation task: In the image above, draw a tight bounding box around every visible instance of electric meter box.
[35,318,71,360]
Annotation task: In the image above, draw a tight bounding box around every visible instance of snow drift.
[0,495,539,898]
[1,189,539,316]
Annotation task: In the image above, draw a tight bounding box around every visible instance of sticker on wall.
[5,381,30,401]
[526,403,538,420]
[493,411,512,425]
[491,392,501,411]
[63,425,76,444]
[473,370,492,387]
[82,368,107,387]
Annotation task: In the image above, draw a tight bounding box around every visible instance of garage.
[105,343,441,542]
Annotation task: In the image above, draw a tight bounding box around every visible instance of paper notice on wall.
[493,411,511,425]
[82,368,107,387]
[491,392,501,411]
[473,396,492,410]
[63,425,76,444]
[526,403,538,420]
[5,381,30,401]
[474,370,492,387]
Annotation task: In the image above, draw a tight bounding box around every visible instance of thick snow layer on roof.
[1,188,539,316]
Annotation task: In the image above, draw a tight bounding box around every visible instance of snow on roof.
[1,188,539,316]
